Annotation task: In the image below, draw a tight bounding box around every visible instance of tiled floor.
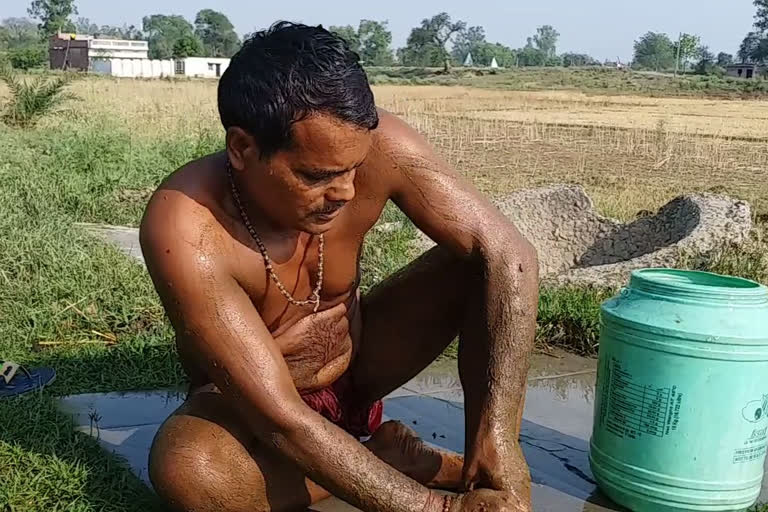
[57,351,627,511]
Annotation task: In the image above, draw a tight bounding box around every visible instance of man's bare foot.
[365,421,464,490]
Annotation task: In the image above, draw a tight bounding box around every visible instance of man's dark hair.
[218,21,379,158]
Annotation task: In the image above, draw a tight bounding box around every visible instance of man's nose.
[327,173,356,203]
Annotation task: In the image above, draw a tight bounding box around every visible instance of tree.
[172,34,203,58]
[143,15,195,60]
[544,55,564,67]
[755,38,768,63]
[328,21,393,65]
[194,9,240,58]
[738,2,768,65]
[533,25,559,58]
[74,17,99,35]
[448,25,518,68]
[0,18,39,50]
[739,31,763,62]
[695,46,717,75]
[562,52,600,67]
[97,24,143,40]
[28,0,77,36]
[397,27,440,67]
[755,0,768,31]
[451,25,486,64]
[399,13,465,71]
[517,45,546,66]
[716,52,734,67]
[673,33,701,72]
[329,25,360,53]
[633,32,675,71]
[357,20,393,66]
[475,42,516,67]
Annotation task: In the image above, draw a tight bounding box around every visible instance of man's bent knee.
[149,403,271,512]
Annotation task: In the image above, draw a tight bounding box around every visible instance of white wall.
[179,57,231,78]
[90,58,173,78]
[90,39,149,60]
[89,56,230,79]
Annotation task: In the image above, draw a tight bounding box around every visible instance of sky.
[2,0,759,62]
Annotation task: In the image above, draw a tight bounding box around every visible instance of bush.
[0,67,77,128]
[8,45,47,71]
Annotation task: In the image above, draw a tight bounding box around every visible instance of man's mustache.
[313,202,346,215]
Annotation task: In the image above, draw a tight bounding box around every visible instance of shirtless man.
[140,22,539,512]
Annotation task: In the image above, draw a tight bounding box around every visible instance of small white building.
[50,34,154,72]
[726,63,763,79]
[91,56,230,79]
[490,57,499,69]
[175,57,231,78]
[463,53,474,67]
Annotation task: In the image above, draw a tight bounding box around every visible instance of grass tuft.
[0,68,78,128]
[536,286,615,357]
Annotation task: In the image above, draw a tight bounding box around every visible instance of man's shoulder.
[370,109,431,163]
[139,153,230,270]
[373,108,412,140]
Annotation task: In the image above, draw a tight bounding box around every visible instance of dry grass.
[375,86,768,219]
[375,86,768,136]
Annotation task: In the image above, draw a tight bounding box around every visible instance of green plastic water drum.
[590,269,768,511]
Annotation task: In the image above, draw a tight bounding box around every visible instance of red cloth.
[300,376,383,438]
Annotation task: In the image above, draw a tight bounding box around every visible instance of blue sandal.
[0,362,56,398]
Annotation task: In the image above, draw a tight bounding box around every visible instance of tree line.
[332,17,596,70]
[631,1,766,74]
[1,0,766,74]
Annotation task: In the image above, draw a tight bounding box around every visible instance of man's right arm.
[139,192,444,512]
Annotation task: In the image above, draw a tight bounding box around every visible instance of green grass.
[0,395,165,511]
[367,66,768,98]
[536,286,614,356]
[0,121,214,510]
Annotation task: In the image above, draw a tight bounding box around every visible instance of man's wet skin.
[140,24,539,512]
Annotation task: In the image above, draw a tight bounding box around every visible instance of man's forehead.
[287,114,372,167]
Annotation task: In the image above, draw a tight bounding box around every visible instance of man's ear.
[226,127,259,170]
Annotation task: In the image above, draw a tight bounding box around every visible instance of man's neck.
[240,198,305,249]
[227,167,302,245]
